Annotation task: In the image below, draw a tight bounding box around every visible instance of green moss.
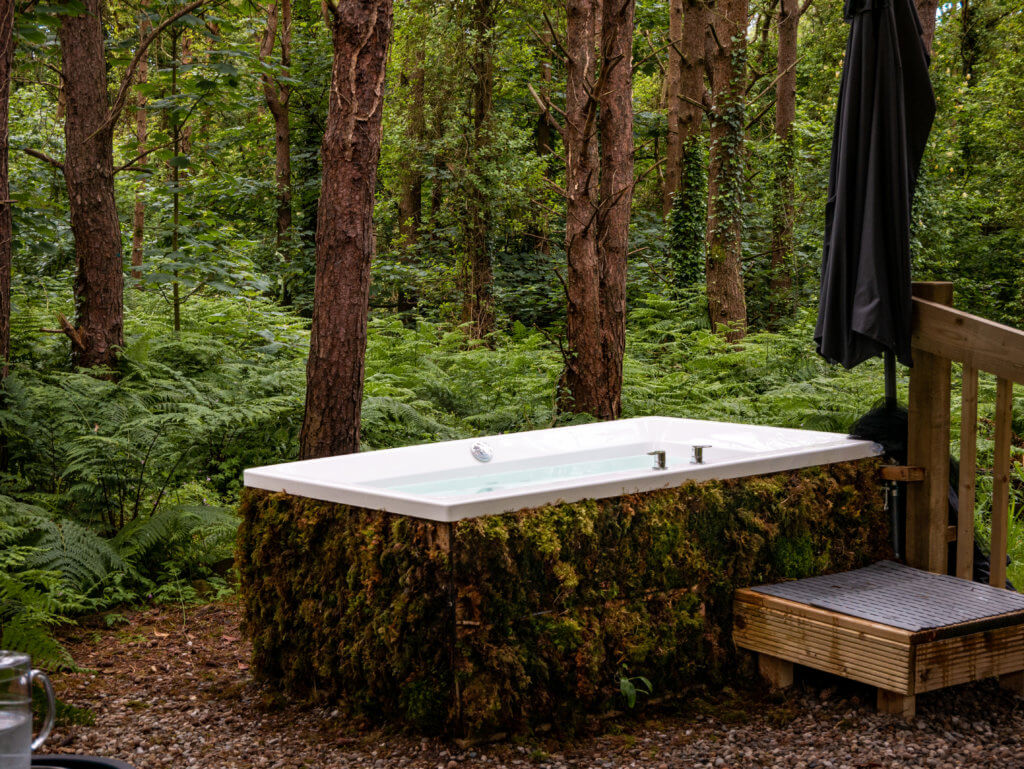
[237,459,887,735]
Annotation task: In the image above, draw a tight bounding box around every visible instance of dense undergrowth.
[1,278,1022,667]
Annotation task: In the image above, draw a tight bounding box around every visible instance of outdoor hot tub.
[237,417,890,735]
[243,417,880,521]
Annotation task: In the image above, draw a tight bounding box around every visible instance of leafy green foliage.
[668,137,708,290]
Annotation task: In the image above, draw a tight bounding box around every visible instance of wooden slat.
[915,624,1024,693]
[736,604,913,656]
[734,590,914,643]
[907,283,954,574]
[736,627,913,692]
[957,365,979,580]
[911,298,1024,386]
[733,605,914,693]
[990,378,1014,589]
[879,466,926,482]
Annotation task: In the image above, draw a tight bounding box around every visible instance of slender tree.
[0,0,11,380]
[58,0,125,368]
[466,0,495,337]
[915,0,939,54]
[704,0,747,340]
[397,47,424,246]
[299,0,393,459]
[45,0,206,369]
[259,0,293,256]
[663,0,683,217]
[596,0,634,417]
[562,0,602,415]
[663,0,708,217]
[562,0,635,419]
[131,8,150,282]
[768,0,798,322]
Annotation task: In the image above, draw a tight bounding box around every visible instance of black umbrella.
[814,0,936,402]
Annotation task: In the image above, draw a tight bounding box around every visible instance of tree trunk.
[466,0,495,338]
[60,0,125,369]
[768,0,797,323]
[563,0,602,415]
[663,0,683,217]
[704,0,747,341]
[299,0,393,460]
[131,9,149,282]
[664,0,709,216]
[397,52,424,245]
[260,0,293,253]
[915,0,939,55]
[0,0,12,381]
[596,0,634,419]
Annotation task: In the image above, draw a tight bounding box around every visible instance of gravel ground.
[43,600,1024,769]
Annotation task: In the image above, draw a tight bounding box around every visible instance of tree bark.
[915,0,939,55]
[60,0,125,369]
[259,0,293,253]
[768,0,797,322]
[563,0,633,419]
[299,0,393,460]
[0,0,12,381]
[397,53,424,245]
[466,0,495,338]
[563,0,602,415]
[704,0,747,341]
[664,0,709,216]
[663,0,683,217]
[131,8,149,282]
[596,0,634,419]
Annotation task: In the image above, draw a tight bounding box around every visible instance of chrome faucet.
[691,445,710,464]
[647,450,667,470]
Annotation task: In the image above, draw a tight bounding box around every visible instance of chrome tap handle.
[647,450,667,470]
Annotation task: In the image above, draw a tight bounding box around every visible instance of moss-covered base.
[237,459,888,735]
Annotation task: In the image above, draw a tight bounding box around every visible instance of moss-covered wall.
[237,459,888,735]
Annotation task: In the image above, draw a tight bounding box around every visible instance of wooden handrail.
[906,281,1020,589]
[912,298,1024,385]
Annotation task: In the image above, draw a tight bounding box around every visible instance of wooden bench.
[733,561,1024,717]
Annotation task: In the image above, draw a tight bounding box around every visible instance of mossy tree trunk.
[704,0,748,341]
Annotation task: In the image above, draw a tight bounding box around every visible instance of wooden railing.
[906,282,1024,587]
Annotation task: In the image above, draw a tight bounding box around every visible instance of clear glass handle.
[29,669,55,752]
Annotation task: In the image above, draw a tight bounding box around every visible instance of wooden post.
[990,377,1013,589]
[906,282,954,574]
[999,671,1024,697]
[877,688,916,718]
[957,365,978,580]
[758,653,794,689]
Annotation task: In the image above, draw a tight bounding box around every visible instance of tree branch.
[113,141,174,174]
[22,147,64,171]
[93,0,209,141]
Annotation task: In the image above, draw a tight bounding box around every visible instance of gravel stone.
[45,600,1024,768]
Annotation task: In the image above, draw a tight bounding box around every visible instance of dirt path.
[44,600,1024,768]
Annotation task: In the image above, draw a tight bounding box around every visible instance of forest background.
[0,0,1022,668]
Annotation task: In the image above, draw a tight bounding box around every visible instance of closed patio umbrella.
[814,0,936,396]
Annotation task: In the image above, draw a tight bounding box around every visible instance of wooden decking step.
[733,561,1024,718]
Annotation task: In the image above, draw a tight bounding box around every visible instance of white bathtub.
[244,417,881,522]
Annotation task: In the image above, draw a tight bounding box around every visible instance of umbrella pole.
[884,350,897,408]
[883,348,902,558]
